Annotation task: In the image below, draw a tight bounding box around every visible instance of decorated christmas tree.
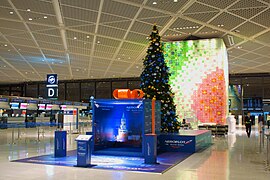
[140,24,180,133]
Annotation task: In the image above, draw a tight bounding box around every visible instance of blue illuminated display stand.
[91,99,161,157]
[54,131,67,157]
[75,135,93,167]
[144,134,157,164]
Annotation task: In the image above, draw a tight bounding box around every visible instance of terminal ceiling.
[0,0,270,83]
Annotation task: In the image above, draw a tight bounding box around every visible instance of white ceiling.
[0,0,269,84]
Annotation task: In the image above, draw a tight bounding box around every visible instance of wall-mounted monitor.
[20,103,28,109]
[10,102,19,109]
[38,104,46,110]
[46,104,53,110]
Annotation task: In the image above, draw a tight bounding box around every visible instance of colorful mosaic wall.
[163,39,228,124]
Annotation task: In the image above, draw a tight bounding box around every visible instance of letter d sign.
[47,87,58,98]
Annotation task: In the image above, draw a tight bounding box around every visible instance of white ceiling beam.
[52,0,73,79]
[122,0,197,75]
[88,0,104,77]
[103,0,149,77]
[7,0,55,76]
[1,34,43,80]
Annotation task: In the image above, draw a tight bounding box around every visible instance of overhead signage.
[12,98,24,103]
[0,98,8,102]
[27,100,38,104]
[46,74,58,99]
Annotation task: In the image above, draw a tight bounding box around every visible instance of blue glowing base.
[12,150,192,173]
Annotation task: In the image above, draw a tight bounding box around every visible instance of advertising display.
[92,99,161,157]
[163,38,228,124]
[46,104,53,110]
[10,102,19,109]
[94,100,144,150]
[20,103,28,109]
[38,104,46,110]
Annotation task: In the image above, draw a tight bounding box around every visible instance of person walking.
[245,112,252,138]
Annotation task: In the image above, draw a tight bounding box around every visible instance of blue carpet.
[12,150,192,173]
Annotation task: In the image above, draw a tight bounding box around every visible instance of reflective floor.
[0,126,269,180]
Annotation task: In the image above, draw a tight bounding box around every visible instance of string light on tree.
[140,24,180,133]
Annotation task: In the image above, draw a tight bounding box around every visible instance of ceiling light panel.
[0,27,26,36]
[240,41,264,51]
[67,39,92,49]
[69,46,91,55]
[33,33,63,44]
[94,51,114,59]
[61,5,98,23]
[131,21,154,35]
[97,25,126,39]
[69,24,96,34]
[38,41,65,51]
[145,0,189,13]
[255,31,270,44]
[229,0,268,9]
[184,11,220,23]
[253,46,270,56]
[139,16,171,27]
[232,21,266,37]
[122,42,145,52]
[95,36,121,47]
[102,20,132,31]
[197,0,236,9]
[103,0,139,19]
[60,0,101,11]
[251,8,270,27]
[5,36,36,47]
[99,13,131,24]
[126,32,148,45]
[169,17,201,33]
[12,0,55,15]
[137,8,167,19]
[14,45,41,54]
[228,7,267,19]
[209,12,245,30]
[94,44,117,54]
[18,10,58,25]
[35,28,61,37]
[0,7,20,20]
[183,2,219,14]
[0,19,26,30]
[238,53,262,61]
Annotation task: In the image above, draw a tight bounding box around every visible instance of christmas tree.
[140,24,180,133]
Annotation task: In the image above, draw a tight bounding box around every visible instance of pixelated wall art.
[163,38,228,125]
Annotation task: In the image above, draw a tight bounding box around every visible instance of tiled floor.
[0,126,269,180]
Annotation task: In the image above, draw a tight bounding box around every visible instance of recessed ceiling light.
[32,72,34,74]
[128,57,131,59]
[27,9,31,12]
[97,41,100,44]
[4,44,7,47]
[74,37,77,40]
[76,69,79,71]
[136,66,139,68]
[25,72,28,74]
[91,76,93,78]
[153,1,157,5]
[43,16,47,19]
[174,0,178,2]
[3,65,6,68]
[18,48,21,51]
[117,57,120,60]
[9,11,14,15]
[113,75,115,77]
[8,49,10,51]
[237,46,242,49]
[234,29,240,33]
[86,35,90,38]
[29,18,32,21]
[84,42,86,44]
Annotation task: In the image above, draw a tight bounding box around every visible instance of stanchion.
[37,126,40,142]
[69,122,72,134]
[11,128,15,144]
[17,128,20,140]
[260,132,262,153]
[266,134,270,165]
